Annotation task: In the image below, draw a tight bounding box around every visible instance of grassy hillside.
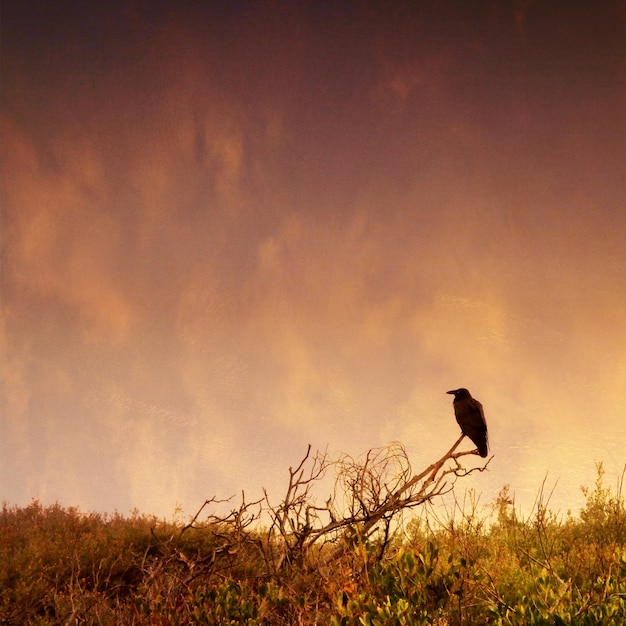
[2,463,625,625]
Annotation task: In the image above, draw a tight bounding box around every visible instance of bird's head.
[447,388,471,399]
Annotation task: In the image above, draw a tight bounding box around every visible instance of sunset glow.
[2,1,625,519]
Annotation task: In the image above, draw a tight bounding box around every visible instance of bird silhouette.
[446,388,489,457]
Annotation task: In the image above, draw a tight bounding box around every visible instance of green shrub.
[2,465,625,624]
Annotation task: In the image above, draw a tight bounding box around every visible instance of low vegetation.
[2,445,625,625]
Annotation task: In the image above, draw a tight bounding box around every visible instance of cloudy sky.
[2,0,625,521]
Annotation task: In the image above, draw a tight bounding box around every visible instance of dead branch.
[182,434,492,575]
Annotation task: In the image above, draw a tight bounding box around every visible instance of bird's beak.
[446,390,456,395]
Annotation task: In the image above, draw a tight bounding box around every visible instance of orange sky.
[2,1,626,520]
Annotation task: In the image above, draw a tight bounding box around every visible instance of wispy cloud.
[2,1,625,518]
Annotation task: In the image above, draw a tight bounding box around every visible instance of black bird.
[446,388,489,457]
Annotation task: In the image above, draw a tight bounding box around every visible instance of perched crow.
[446,388,489,457]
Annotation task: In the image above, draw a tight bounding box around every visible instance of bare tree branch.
[174,434,492,576]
